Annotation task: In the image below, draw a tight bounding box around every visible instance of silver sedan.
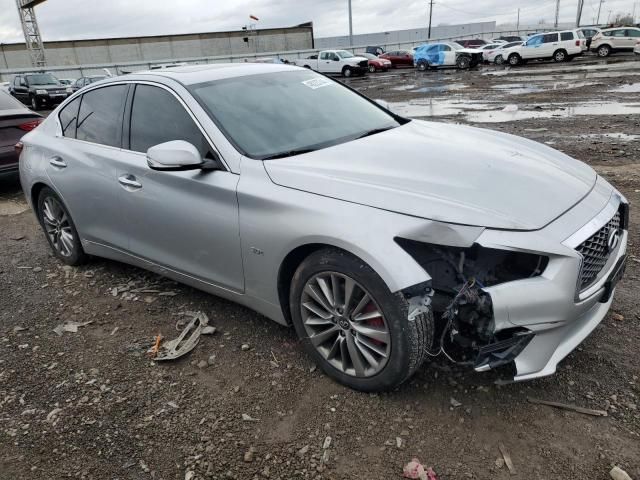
[19,64,628,391]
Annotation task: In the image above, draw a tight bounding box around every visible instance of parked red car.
[455,39,487,48]
[379,50,414,67]
[362,53,392,72]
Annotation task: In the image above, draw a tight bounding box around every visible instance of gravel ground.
[1,53,639,480]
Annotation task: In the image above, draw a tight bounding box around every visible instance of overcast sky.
[0,0,637,43]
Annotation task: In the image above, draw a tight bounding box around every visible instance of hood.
[32,84,63,90]
[458,48,482,54]
[347,56,368,63]
[263,120,596,231]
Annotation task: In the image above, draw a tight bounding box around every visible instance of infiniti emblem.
[607,229,620,252]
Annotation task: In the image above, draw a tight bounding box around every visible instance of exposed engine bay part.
[395,239,544,373]
[402,281,434,322]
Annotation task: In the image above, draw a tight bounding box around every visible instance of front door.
[118,83,244,292]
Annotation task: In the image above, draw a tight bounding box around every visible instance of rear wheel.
[289,248,433,392]
[508,53,521,66]
[597,45,611,57]
[36,187,88,266]
[553,49,567,62]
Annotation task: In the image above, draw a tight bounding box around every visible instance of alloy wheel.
[41,196,75,257]
[300,272,391,378]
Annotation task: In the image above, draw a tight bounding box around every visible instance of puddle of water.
[412,83,468,93]
[484,61,640,77]
[391,84,417,91]
[492,81,599,94]
[577,133,640,141]
[389,99,640,123]
[610,83,640,93]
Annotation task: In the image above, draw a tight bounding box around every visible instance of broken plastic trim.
[402,281,434,322]
[473,329,534,372]
[153,312,209,361]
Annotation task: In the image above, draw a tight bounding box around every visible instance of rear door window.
[560,32,574,41]
[626,29,640,37]
[58,96,81,138]
[611,29,626,37]
[128,84,213,158]
[76,84,127,147]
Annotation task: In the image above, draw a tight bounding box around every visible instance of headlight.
[66,87,73,93]
[35,89,47,95]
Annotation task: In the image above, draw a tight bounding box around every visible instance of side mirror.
[147,140,205,171]
[333,57,340,61]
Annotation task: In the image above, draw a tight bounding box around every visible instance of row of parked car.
[292,26,640,77]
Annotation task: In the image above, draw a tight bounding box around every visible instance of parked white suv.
[591,27,640,57]
[504,30,586,65]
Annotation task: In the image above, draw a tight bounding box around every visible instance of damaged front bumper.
[479,188,628,382]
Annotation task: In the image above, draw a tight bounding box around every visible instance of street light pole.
[427,0,434,39]
[596,0,604,24]
[348,0,353,46]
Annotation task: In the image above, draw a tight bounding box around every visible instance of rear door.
[44,85,129,249]
[624,29,640,50]
[610,29,627,49]
[540,33,559,57]
[117,83,244,292]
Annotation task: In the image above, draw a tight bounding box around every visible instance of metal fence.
[0,28,551,82]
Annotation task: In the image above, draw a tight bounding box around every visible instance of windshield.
[25,74,59,85]
[336,50,354,58]
[450,42,463,50]
[189,70,401,159]
[503,42,522,48]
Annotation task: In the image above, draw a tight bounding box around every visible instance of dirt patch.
[1,54,640,480]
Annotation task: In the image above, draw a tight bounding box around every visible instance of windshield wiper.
[356,126,395,139]
[261,148,317,160]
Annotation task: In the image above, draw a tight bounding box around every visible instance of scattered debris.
[153,312,210,361]
[498,442,516,475]
[323,436,332,449]
[197,360,208,369]
[184,471,195,480]
[241,344,250,351]
[450,397,462,408]
[148,334,163,358]
[403,458,437,480]
[9,234,25,241]
[495,457,505,469]
[297,445,309,457]
[610,466,633,480]
[396,436,403,448]
[207,354,216,366]
[201,326,217,335]
[611,313,624,321]
[241,413,259,422]
[244,446,256,462]
[53,321,93,336]
[110,326,119,336]
[527,397,608,417]
[46,407,62,423]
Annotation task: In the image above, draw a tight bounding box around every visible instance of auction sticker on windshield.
[302,77,334,89]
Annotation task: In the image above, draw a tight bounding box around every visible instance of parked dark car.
[455,39,487,48]
[365,46,385,56]
[10,73,71,110]
[495,35,524,43]
[71,75,108,92]
[0,91,41,175]
[379,50,413,67]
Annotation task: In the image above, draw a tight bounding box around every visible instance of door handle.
[118,174,142,189]
[49,156,67,168]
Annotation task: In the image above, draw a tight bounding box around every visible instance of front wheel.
[494,55,504,65]
[508,53,521,66]
[37,187,88,266]
[368,64,376,73]
[456,55,471,69]
[553,49,567,62]
[342,66,353,78]
[417,61,429,72]
[289,248,433,392]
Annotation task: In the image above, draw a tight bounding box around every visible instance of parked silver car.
[19,64,628,391]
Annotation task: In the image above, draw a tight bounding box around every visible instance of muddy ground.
[1,53,639,480]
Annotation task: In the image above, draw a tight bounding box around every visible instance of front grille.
[359,60,368,68]
[576,211,621,290]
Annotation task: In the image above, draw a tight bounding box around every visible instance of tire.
[342,66,353,78]
[37,187,88,266]
[553,49,567,62]
[597,45,611,57]
[368,64,376,73]
[456,55,471,69]
[303,65,311,69]
[289,248,433,392]
[508,53,521,66]
[30,95,39,111]
[494,55,504,65]
[417,61,429,72]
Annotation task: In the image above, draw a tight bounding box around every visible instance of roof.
[134,62,301,85]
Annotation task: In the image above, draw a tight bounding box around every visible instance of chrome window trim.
[54,79,230,172]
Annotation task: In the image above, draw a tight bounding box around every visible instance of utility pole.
[576,0,584,26]
[596,0,604,24]
[554,0,561,27]
[427,0,434,39]
[517,8,520,30]
[15,0,47,68]
[348,0,353,46]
